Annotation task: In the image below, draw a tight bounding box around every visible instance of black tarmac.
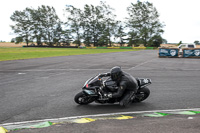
[1,50,200,132]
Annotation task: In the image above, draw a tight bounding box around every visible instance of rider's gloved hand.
[98,73,111,78]
[104,92,112,98]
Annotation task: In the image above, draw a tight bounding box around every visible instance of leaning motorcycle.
[74,74,151,105]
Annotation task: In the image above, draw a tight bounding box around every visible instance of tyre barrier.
[182,48,200,58]
[159,47,200,58]
[158,47,179,58]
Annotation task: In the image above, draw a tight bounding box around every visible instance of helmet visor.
[111,73,118,81]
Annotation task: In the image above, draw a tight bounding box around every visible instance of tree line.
[10,1,166,47]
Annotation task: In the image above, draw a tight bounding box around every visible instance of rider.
[99,66,138,107]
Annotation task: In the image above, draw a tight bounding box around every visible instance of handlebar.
[98,73,111,78]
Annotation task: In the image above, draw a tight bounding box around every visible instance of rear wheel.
[74,92,95,105]
[133,87,150,102]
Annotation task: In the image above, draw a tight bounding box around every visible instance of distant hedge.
[81,47,156,49]
[23,46,78,48]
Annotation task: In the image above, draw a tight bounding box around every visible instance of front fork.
[98,87,109,100]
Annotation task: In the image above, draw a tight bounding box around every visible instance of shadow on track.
[73,102,152,113]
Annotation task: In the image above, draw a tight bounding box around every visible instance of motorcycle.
[74,74,151,105]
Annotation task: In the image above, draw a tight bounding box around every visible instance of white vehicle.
[178,44,196,54]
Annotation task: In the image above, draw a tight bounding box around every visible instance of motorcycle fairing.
[137,78,152,88]
[83,89,98,96]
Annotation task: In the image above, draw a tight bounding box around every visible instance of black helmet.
[110,66,123,81]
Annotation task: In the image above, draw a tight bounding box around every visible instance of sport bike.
[74,74,151,105]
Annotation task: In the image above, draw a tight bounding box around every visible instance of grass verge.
[0,47,139,61]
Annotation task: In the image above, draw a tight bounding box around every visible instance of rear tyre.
[133,87,150,102]
[74,92,95,105]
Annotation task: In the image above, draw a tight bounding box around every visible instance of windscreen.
[88,76,101,86]
[188,45,194,48]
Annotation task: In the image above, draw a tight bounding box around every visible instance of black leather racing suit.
[99,72,138,106]
[113,72,138,106]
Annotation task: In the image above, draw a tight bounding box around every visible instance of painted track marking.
[1,108,200,126]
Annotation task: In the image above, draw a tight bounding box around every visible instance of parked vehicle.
[178,44,196,54]
[74,74,151,105]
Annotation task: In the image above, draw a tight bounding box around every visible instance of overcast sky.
[0,0,200,43]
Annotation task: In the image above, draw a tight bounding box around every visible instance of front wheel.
[133,87,150,102]
[74,92,95,105]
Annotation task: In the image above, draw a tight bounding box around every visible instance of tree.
[65,5,83,46]
[126,1,165,47]
[10,8,33,46]
[10,6,61,46]
[53,22,63,46]
[54,22,72,46]
[11,38,15,43]
[37,5,60,46]
[115,22,127,46]
[177,41,182,46]
[82,4,104,46]
[162,38,167,44]
[194,40,200,45]
[126,30,138,47]
[28,7,43,46]
[149,35,164,47]
[15,37,24,44]
[81,2,117,47]
[99,1,117,46]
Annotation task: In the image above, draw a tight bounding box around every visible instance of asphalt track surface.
[1,50,200,124]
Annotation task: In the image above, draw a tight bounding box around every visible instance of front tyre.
[74,92,95,105]
[133,87,150,102]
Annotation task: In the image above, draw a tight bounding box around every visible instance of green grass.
[0,47,138,61]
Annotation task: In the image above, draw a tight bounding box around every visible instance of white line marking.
[1,108,200,126]
[18,73,26,75]
[129,59,157,70]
